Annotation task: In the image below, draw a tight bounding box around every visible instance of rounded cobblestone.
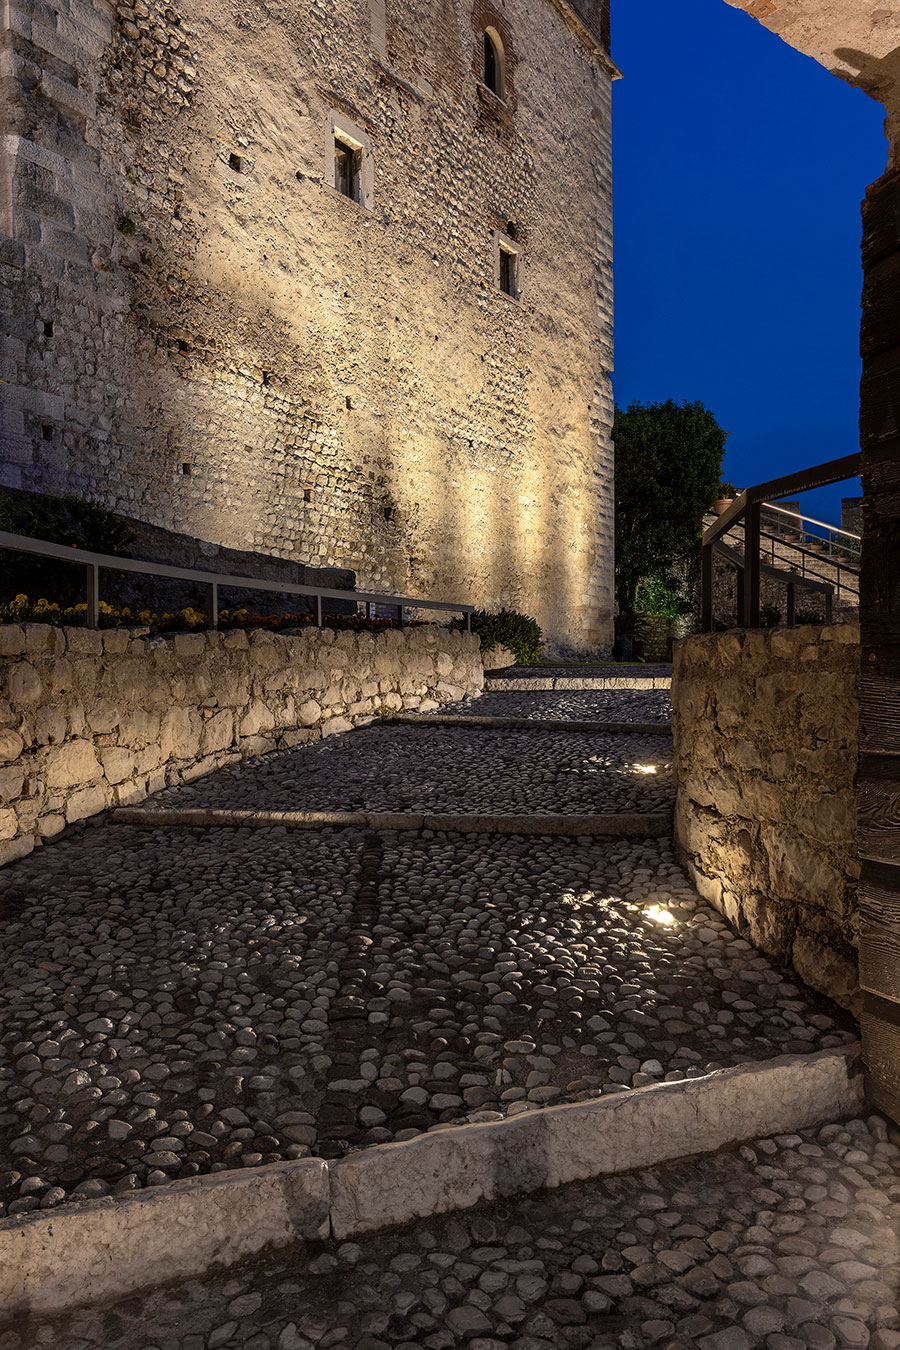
[7,1117,900,1349]
[151,722,674,816]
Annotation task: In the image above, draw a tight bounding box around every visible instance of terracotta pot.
[713,499,733,515]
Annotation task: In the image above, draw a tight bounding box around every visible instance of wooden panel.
[858,754,900,860]
[862,992,900,1119]
[861,670,900,753]
[860,166,900,1121]
[861,165,900,271]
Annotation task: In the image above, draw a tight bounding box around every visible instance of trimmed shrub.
[453,608,543,665]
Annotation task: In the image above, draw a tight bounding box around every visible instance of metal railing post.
[701,544,712,632]
[206,580,219,630]
[86,563,99,629]
[315,594,323,627]
[786,582,795,627]
[465,611,472,632]
[825,590,833,624]
[743,502,761,627]
[396,604,403,627]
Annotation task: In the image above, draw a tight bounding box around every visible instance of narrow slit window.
[334,138,361,201]
[484,31,502,97]
[499,245,517,297]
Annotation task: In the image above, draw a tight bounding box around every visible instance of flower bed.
[0,596,414,635]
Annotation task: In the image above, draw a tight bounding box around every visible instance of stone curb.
[327,1046,862,1237]
[111,807,673,838]
[485,676,672,690]
[389,714,673,735]
[0,1047,861,1317]
[0,1157,329,1318]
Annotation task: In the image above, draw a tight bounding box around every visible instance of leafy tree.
[613,399,727,623]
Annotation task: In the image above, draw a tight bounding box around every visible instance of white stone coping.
[112,807,673,838]
[486,676,672,690]
[390,714,673,735]
[0,1046,862,1318]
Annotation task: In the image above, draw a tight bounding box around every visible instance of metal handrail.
[701,453,862,630]
[0,529,474,631]
[761,501,861,544]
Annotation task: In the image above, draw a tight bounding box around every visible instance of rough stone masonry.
[0,0,617,654]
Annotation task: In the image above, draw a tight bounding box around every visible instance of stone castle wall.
[0,621,483,866]
[0,0,616,654]
[673,625,860,1013]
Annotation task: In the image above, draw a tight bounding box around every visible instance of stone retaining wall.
[0,623,482,866]
[673,625,860,1012]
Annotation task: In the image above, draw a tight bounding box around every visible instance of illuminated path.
[0,683,883,1348]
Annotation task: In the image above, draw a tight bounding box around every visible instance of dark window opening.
[228,152,242,172]
[42,320,53,337]
[383,505,394,522]
[345,395,353,410]
[262,371,272,387]
[499,247,517,297]
[41,424,53,441]
[181,463,192,476]
[334,138,361,201]
[178,339,190,354]
[484,32,502,96]
[303,487,312,503]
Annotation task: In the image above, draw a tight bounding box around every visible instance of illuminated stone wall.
[0,0,616,655]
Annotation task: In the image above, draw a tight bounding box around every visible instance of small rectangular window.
[334,138,361,201]
[499,246,517,297]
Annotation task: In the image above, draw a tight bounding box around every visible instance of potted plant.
[712,480,737,516]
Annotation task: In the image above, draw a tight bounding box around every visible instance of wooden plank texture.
[860,164,900,1120]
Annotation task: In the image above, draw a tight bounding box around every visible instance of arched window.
[483,29,503,98]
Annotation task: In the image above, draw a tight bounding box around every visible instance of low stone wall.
[0,623,483,866]
[673,625,860,1013]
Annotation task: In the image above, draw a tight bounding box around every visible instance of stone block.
[65,783,108,823]
[320,716,352,738]
[86,699,120,734]
[65,629,103,655]
[0,626,25,656]
[101,747,136,785]
[0,729,24,763]
[329,1049,862,1239]
[296,699,322,727]
[5,662,41,704]
[160,707,201,761]
[201,709,233,755]
[44,739,101,789]
[0,1157,329,1316]
[0,808,18,839]
[37,813,65,838]
[172,633,206,658]
[239,702,275,737]
[0,833,33,866]
[0,765,25,800]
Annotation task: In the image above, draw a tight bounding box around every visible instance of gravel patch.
[9,1115,900,1350]
[0,828,852,1213]
[441,690,673,724]
[151,724,674,816]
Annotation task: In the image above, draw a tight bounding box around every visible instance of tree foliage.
[613,399,727,622]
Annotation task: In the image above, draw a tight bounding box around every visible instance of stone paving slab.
[8,1115,900,1350]
[149,724,674,817]
[392,715,672,736]
[113,807,674,838]
[487,675,672,691]
[444,690,673,723]
[0,827,854,1218]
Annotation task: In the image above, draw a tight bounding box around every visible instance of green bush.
[452,608,543,665]
[0,491,135,603]
[634,575,693,620]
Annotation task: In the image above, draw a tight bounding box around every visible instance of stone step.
[113,806,673,838]
[487,674,672,691]
[390,713,674,736]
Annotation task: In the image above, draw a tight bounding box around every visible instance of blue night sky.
[611,0,888,527]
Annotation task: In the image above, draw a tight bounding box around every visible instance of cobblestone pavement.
[438,691,672,724]
[151,724,674,816]
[0,827,852,1214]
[9,1116,900,1350]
